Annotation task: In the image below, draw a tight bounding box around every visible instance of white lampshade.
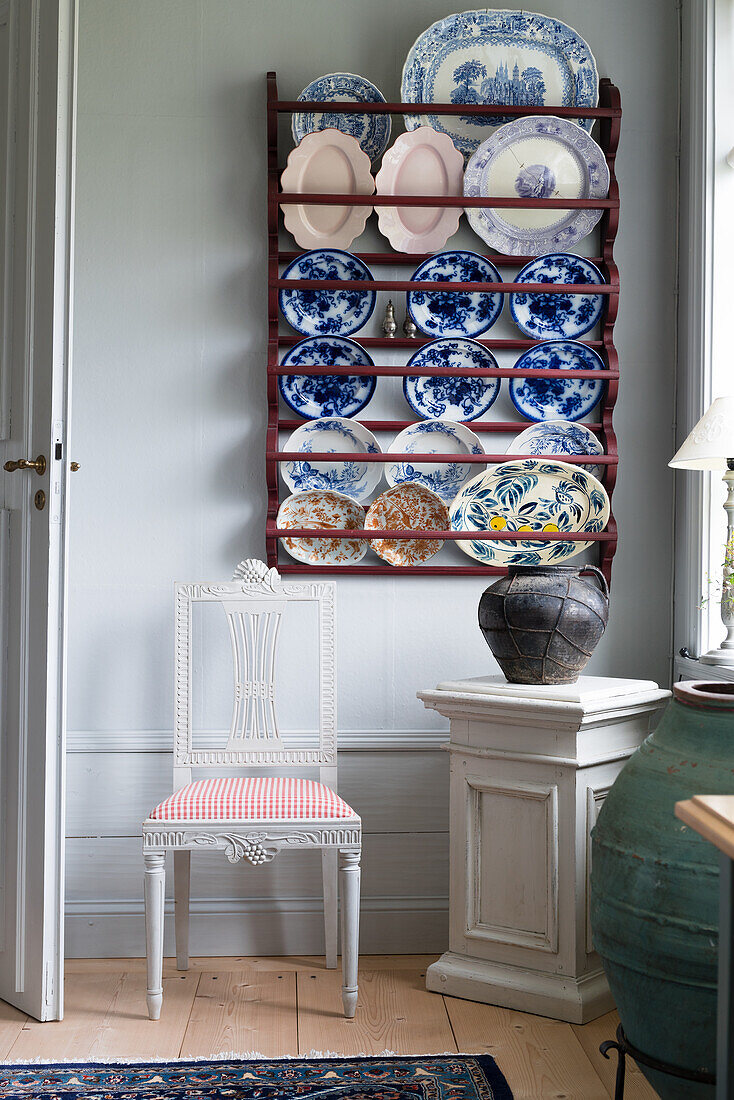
[669,396,734,470]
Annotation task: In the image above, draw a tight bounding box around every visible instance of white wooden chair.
[142,559,361,1020]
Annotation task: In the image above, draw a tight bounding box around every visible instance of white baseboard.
[65,896,449,958]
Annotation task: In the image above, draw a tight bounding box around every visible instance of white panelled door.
[0,0,76,1020]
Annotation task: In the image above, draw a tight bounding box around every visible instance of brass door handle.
[4,454,46,475]
[70,461,80,472]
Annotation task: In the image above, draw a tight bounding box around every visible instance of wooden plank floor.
[2,957,659,1098]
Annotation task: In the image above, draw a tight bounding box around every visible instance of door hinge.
[44,960,54,1006]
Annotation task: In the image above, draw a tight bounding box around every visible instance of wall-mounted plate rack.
[265,72,621,582]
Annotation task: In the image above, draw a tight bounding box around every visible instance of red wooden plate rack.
[265,72,621,581]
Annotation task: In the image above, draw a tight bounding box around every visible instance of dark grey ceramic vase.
[478,565,610,685]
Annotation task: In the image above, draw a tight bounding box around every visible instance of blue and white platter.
[509,339,604,422]
[279,249,376,337]
[279,335,375,419]
[386,419,484,504]
[464,117,610,256]
[280,417,382,503]
[510,420,604,480]
[407,251,503,338]
[292,73,391,163]
[401,10,598,158]
[449,458,610,566]
[403,337,500,421]
[510,253,604,339]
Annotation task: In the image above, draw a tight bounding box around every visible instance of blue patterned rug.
[0,1054,512,1099]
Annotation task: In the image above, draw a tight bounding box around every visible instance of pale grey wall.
[66,0,679,955]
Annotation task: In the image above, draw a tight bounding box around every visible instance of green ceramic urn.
[591,680,734,1100]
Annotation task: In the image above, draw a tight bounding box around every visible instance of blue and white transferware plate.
[464,117,610,256]
[279,250,376,337]
[280,417,382,503]
[279,336,375,419]
[407,251,503,338]
[509,339,604,422]
[510,253,605,339]
[292,73,391,163]
[449,458,609,566]
[401,10,598,157]
[386,419,485,504]
[510,420,604,480]
[404,337,500,421]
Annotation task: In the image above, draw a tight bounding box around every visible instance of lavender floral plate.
[280,417,382,503]
[509,339,604,421]
[510,253,605,339]
[279,249,376,337]
[404,337,500,421]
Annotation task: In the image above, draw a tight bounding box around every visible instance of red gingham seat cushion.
[148,777,359,822]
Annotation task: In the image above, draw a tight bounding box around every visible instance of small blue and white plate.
[464,117,610,256]
[509,339,604,422]
[449,458,609,566]
[386,419,485,504]
[404,337,500,421]
[510,420,604,480]
[279,250,376,337]
[510,253,605,338]
[407,251,503,338]
[279,335,375,419]
[280,417,382,502]
[292,73,391,163]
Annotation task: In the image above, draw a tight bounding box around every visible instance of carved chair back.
[173,560,336,791]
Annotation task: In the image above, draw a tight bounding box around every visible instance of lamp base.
[699,646,734,667]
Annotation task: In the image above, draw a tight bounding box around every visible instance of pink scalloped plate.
[375,126,464,254]
[280,129,375,250]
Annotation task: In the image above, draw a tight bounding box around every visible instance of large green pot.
[591,680,734,1099]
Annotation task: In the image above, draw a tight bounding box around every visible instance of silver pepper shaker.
[403,312,417,339]
[382,299,397,338]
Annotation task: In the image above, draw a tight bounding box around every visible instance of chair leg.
[143,850,166,1020]
[174,850,191,971]
[322,848,338,969]
[338,847,360,1018]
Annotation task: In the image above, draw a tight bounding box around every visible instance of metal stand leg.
[600,1026,627,1100]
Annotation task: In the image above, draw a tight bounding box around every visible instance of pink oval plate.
[365,482,449,566]
[375,126,464,254]
[280,129,375,250]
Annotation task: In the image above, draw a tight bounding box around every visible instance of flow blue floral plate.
[403,337,500,421]
[509,339,604,421]
[279,250,376,337]
[407,251,503,338]
[386,419,484,503]
[449,458,609,566]
[401,10,598,157]
[510,420,604,480]
[281,417,382,502]
[279,336,375,419]
[510,253,605,338]
[292,73,391,163]
[464,117,609,255]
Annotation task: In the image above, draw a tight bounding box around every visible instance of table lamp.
[669,396,734,666]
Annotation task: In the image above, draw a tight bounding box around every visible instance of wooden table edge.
[675,795,734,862]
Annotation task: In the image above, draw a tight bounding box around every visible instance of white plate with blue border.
[292,73,391,163]
[404,337,500,421]
[407,251,503,338]
[386,419,484,504]
[509,339,604,421]
[279,335,375,419]
[279,250,376,337]
[401,10,598,157]
[510,253,605,338]
[280,417,382,502]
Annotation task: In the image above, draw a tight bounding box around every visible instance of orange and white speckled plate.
[278,490,366,566]
[365,482,449,566]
